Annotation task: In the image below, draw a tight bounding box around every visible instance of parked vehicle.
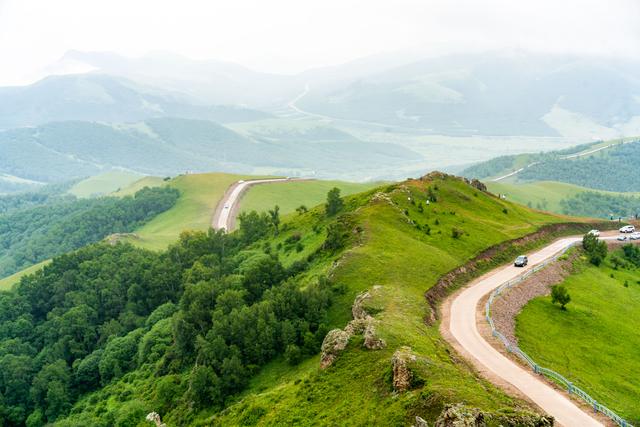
[617,235,628,241]
[588,229,600,237]
[514,255,528,267]
[619,225,636,233]
[630,232,640,240]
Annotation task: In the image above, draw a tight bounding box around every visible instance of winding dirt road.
[444,234,620,426]
[212,178,305,231]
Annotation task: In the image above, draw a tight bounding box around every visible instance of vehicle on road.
[618,235,628,241]
[630,232,640,240]
[514,255,528,267]
[619,225,635,233]
[223,204,230,209]
[238,180,244,184]
[587,229,600,237]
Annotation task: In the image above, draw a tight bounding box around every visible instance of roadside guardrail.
[485,241,634,427]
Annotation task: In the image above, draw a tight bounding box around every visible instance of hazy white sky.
[0,0,639,85]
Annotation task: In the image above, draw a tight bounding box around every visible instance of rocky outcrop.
[320,329,351,369]
[419,404,554,427]
[391,346,416,392]
[352,290,372,320]
[413,416,429,427]
[145,412,167,427]
[320,288,386,368]
[363,323,385,350]
[435,404,484,426]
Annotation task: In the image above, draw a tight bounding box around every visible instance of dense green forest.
[0,183,75,215]
[0,187,179,278]
[518,142,640,191]
[0,203,342,426]
[559,192,640,219]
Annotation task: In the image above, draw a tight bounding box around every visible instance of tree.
[582,233,607,266]
[325,188,344,216]
[551,285,571,310]
[187,365,222,408]
[295,205,308,215]
[268,205,280,235]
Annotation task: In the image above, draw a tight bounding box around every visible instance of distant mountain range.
[1,49,639,192]
[0,73,271,129]
[0,118,418,186]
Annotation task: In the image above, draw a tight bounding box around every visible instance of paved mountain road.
[444,235,621,426]
[212,178,305,231]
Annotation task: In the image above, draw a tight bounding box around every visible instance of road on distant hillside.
[443,234,620,426]
[492,139,637,182]
[212,178,303,231]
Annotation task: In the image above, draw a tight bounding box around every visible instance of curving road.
[212,178,303,231]
[444,235,620,426]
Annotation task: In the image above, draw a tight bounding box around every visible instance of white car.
[587,229,600,237]
[619,225,636,233]
[630,232,640,240]
[618,235,628,241]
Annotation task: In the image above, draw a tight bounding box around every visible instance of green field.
[517,254,640,423]
[113,175,167,196]
[126,173,259,250]
[0,259,50,290]
[487,181,593,212]
[238,180,380,216]
[68,171,143,198]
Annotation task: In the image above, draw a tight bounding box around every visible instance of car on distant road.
[587,229,600,237]
[238,180,244,184]
[617,235,628,241]
[619,225,635,233]
[514,255,528,267]
[630,232,640,240]
[223,204,230,209]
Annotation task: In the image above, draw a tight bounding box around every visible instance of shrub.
[551,285,571,310]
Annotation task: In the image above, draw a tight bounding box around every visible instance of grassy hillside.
[487,180,586,212]
[68,171,142,198]
[210,176,566,425]
[487,181,640,218]
[238,180,380,217]
[517,250,640,423]
[0,259,50,291]
[113,176,167,196]
[127,173,259,250]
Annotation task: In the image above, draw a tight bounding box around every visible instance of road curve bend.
[212,178,305,231]
[445,236,605,427]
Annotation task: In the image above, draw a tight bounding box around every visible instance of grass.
[0,259,50,291]
[112,176,167,197]
[487,180,640,216]
[238,180,379,216]
[211,175,567,425]
[516,254,640,423]
[125,173,261,250]
[68,171,143,198]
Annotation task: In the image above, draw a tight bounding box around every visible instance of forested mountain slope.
[0,118,418,185]
[0,186,179,278]
[0,173,591,426]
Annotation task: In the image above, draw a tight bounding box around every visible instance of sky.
[0,0,639,86]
